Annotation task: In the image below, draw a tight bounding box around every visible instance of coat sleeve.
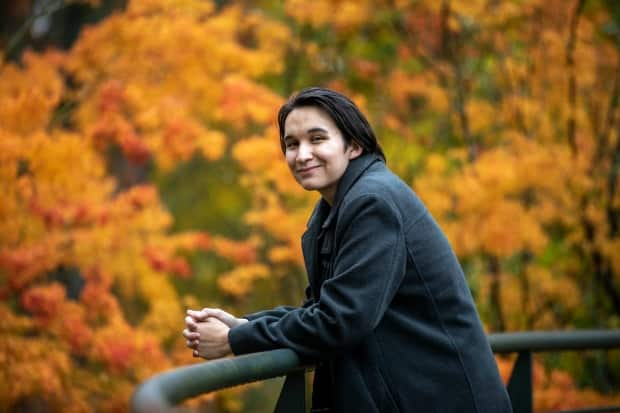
[228,194,407,360]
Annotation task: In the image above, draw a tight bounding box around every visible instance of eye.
[310,135,325,143]
[285,140,298,149]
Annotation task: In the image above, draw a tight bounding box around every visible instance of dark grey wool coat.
[229,153,513,413]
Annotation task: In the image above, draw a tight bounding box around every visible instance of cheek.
[285,153,296,169]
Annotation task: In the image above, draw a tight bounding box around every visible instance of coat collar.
[305,153,384,231]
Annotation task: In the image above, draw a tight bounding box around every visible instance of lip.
[296,165,321,174]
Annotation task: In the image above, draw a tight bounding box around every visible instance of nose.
[296,141,313,163]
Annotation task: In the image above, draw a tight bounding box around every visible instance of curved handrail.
[131,330,620,413]
[131,348,303,413]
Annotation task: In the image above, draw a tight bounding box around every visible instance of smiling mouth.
[297,165,321,173]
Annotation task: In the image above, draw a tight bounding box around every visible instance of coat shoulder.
[345,163,403,200]
[342,163,424,220]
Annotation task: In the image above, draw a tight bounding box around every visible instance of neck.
[321,189,335,206]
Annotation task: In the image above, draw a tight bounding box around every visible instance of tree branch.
[488,255,506,332]
[3,0,68,62]
[594,53,620,167]
[440,0,477,161]
[606,122,620,237]
[566,0,586,155]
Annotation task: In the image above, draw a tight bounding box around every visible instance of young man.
[184,87,513,412]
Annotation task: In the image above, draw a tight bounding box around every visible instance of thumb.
[187,309,209,321]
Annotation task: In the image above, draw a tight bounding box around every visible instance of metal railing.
[131,330,620,413]
[131,348,304,413]
[489,330,620,413]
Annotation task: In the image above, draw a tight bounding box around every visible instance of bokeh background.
[1,0,620,412]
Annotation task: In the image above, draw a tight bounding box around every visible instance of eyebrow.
[284,127,329,141]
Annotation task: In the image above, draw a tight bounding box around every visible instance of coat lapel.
[301,229,319,298]
[301,153,384,299]
[302,200,329,299]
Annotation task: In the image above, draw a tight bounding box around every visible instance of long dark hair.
[277,87,386,162]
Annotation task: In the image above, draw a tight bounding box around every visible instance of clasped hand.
[183,308,247,359]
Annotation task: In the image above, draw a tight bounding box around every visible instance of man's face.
[283,106,361,205]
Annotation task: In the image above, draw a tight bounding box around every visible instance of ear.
[348,141,363,160]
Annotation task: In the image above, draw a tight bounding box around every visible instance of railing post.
[274,371,306,413]
[507,350,533,413]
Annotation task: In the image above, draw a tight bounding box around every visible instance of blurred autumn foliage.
[1,0,620,412]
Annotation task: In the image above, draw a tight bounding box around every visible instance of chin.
[296,178,320,191]
[300,183,320,191]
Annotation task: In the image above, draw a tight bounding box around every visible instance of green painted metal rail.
[490,330,620,413]
[131,330,620,413]
[131,348,304,413]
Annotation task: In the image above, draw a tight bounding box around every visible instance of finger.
[187,340,200,350]
[182,329,200,340]
[185,316,198,331]
[193,349,199,358]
